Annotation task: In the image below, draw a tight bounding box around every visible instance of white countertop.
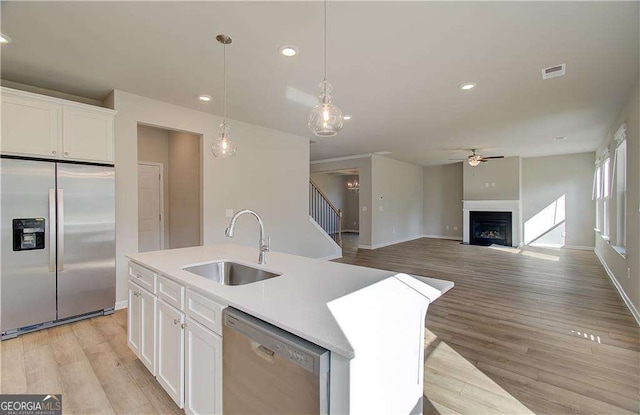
[127,244,454,358]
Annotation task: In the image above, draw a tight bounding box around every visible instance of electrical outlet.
[225,209,234,218]
[446,225,450,230]
[362,206,368,212]
[453,226,458,231]
[491,182,496,187]
[379,206,384,212]
[485,182,490,188]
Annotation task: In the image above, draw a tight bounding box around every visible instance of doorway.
[137,124,202,252]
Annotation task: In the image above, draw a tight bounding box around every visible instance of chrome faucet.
[225,209,270,265]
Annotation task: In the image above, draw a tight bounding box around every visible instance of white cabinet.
[1,87,115,163]
[62,107,114,162]
[157,299,185,408]
[1,94,61,157]
[185,317,223,415]
[127,281,141,356]
[128,280,157,375]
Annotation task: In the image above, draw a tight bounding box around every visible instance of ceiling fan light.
[468,156,482,167]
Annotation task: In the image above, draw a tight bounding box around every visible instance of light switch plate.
[225,209,234,218]
[362,206,368,212]
[379,206,384,212]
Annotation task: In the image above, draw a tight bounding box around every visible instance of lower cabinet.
[128,267,225,415]
[157,299,185,408]
[128,280,156,375]
[185,317,223,415]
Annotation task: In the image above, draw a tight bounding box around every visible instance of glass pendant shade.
[308,81,343,137]
[210,121,237,158]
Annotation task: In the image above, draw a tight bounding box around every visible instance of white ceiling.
[1,1,638,166]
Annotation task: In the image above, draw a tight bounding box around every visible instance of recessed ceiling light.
[343,115,352,120]
[459,82,476,91]
[197,94,212,102]
[0,33,12,44]
[279,45,298,57]
[554,136,567,141]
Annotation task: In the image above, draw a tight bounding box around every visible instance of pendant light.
[211,34,237,158]
[308,0,344,137]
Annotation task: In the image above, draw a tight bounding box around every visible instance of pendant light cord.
[324,0,327,83]
[223,42,227,122]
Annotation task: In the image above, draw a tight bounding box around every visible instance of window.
[595,163,602,231]
[602,157,610,239]
[614,124,627,248]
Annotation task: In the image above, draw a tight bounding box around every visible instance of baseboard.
[115,300,128,311]
[563,245,595,251]
[358,234,423,250]
[422,234,463,241]
[594,249,640,326]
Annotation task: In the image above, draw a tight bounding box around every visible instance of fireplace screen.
[470,211,512,246]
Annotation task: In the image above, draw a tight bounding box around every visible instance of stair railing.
[309,179,342,246]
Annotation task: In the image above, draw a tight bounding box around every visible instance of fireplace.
[470,211,512,247]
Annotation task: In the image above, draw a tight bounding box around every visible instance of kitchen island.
[126,244,454,414]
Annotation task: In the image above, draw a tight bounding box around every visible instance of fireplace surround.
[462,200,522,247]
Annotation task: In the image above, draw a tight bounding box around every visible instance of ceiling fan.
[450,149,505,167]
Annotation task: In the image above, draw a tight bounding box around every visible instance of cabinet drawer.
[129,262,156,294]
[158,275,185,311]
[186,289,226,336]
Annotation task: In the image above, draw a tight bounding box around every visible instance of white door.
[157,299,185,408]
[185,318,223,415]
[138,163,163,252]
[127,281,141,356]
[139,287,157,375]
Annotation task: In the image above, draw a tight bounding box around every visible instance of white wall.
[110,90,337,305]
[168,130,201,249]
[595,78,639,323]
[137,125,170,248]
[423,163,463,239]
[522,153,595,249]
[371,155,423,248]
[463,156,521,200]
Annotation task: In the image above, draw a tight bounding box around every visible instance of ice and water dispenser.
[12,218,46,251]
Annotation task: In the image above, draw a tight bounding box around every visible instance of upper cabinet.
[1,87,116,163]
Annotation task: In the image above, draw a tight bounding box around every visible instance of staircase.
[309,179,342,246]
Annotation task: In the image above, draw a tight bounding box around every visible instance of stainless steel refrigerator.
[1,157,115,339]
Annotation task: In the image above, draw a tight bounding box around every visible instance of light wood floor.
[335,238,640,414]
[1,238,638,414]
[0,310,182,414]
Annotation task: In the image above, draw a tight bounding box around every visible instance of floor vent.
[542,63,566,80]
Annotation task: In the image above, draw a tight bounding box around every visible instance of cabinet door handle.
[64,151,69,156]
[173,319,180,325]
[181,323,187,329]
[52,150,57,155]
[134,291,140,297]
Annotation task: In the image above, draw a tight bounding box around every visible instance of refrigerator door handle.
[57,189,64,272]
[49,188,57,273]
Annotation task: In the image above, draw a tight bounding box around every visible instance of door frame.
[138,161,165,250]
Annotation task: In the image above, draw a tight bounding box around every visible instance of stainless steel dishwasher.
[223,308,330,414]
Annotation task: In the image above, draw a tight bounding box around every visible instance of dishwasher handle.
[223,308,330,375]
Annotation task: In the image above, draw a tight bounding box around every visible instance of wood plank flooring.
[0,310,182,415]
[1,237,638,414]
[335,237,640,414]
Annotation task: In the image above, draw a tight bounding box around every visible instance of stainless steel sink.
[183,261,281,286]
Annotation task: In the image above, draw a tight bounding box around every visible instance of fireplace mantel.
[462,200,522,247]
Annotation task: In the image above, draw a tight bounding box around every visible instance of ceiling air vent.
[542,63,566,80]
